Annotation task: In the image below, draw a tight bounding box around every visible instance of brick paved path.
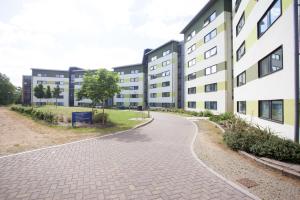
[0,112,256,200]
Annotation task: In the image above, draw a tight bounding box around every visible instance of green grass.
[29,105,149,133]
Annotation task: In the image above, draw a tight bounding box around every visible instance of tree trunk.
[102,101,105,125]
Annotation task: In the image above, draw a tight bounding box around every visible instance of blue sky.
[0,0,208,86]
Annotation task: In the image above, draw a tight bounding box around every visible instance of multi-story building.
[31,68,70,106]
[232,0,299,141]
[113,64,145,108]
[181,0,233,114]
[22,75,32,105]
[147,40,183,108]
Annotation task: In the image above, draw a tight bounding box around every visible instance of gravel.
[193,120,300,200]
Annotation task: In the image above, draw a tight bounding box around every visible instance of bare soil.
[0,107,97,156]
[194,119,300,200]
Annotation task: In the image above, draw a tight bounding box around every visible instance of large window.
[150,65,157,71]
[188,73,196,81]
[205,83,217,92]
[188,87,196,94]
[187,30,196,41]
[204,29,217,43]
[188,58,196,67]
[188,101,196,108]
[162,60,171,66]
[258,0,282,37]
[235,0,242,12]
[187,44,196,54]
[131,70,139,74]
[162,81,170,87]
[150,93,157,98]
[163,50,170,56]
[205,65,217,76]
[204,46,217,59]
[236,13,245,36]
[150,75,156,80]
[130,94,138,98]
[203,12,217,27]
[150,84,157,89]
[236,42,245,61]
[259,100,283,123]
[116,94,124,98]
[237,101,246,114]
[259,47,283,77]
[151,56,157,61]
[237,71,246,87]
[162,70,170,77]
[205,101,217,110]
[162,92,170,97]
[130,78,139,82]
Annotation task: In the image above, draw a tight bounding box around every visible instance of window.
[235,0,242,12]
[116,94,124,98]
[119,79,124,83]
[187,44,196,54]
[150,65,157,71]
[258,0,282,37]
[162,92,170,97]
[130,94,138,98]
[203,12,217,27]
[204,29,217,43]
[129,86,139,90]
[237,71,246,87]
[163,50,170,56]
[188,87,196,94]
[162,81,170,87]
[131,70,139,74]
[55,81,64,85]
[162,71,170,77]
[150,84,157,89]
[78,74,83,78]
[56,74,64,78]
[37,73,42,77]
[205,83,217,92]
[236,13,245,36]
[151,56,157,61]
[188,101,196,108]
[188,58,196,67]
[205,65,217,76]
[118,71,124,75]
[236,42,245,61]
[204,46,217,59]
[130,102,138,107]
[237,101,246,114]
[205,101,217,110]
[150,75,157,80]
[162,60,171,66]
[150,93,157,98]
[259,100,283,123]
[188,73,196,81]
[130,78,138,82]
[116,102,124,107]
[259,47,283,77]
[187,30,196,41]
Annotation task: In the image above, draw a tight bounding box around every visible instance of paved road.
[0,112,255,200]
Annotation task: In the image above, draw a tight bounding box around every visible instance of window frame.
[259,99,284,123]
[258,46,283,78]
[204,28,217,43]
[203,11,217,28]
[204,83,217,93]
[188,87,197,94]
[204,101,217,110]
[204,46,217,59]
[236,12,245,36]
[162,81,170,87]
[235,0,242,13]
[237,71,246,87]
[257,0,282,38]
[162,92,170,97]
[237,101,246,114]
[236,41,246,61]
[187,72,196,81]
[205,65,217,76]
[188,58,196,67]
[188,101,196,108]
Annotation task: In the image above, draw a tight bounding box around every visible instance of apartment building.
[232,0,299,141]
[147,40,183,108]
[181,0,233,114]
[31,68,70,106]
[113,64,145,108]
[22,75,32,105]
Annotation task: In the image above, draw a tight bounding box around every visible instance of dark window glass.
[162,92,170,97]
[236,41,245,61]
[259,100,283,123]
[237,71,246,87]
[188,73,197,81]
[235,0,242,12]
[205,83,217,92]
[205,101,217,110]
[237,101,246,114]
[236,13,245,36]
[162,81,170,87]
[188,87,196,94]
[188,101,196,108]
[259,47,283,77]
[258,0,281,37]
[204,29,217,43]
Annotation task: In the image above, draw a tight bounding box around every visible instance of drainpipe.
[294,0,299,143]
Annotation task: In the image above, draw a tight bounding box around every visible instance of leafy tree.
[45,85,52,104]
[0,73,16,105]
[77,69,120,124]
[14,87,22,104]
[52,85,60,107]
[34,84,45,105]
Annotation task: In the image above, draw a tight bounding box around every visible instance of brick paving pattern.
[0,112,255,200]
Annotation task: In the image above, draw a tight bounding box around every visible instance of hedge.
[149,108,213,117]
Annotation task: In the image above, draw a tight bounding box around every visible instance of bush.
[93,112,108,124]
[223,117,300,163]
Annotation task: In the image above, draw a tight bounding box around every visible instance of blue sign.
[72,112,93,127]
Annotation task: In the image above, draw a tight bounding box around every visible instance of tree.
[77,69,120,124]
[34,84,45,106]
[52,85,60,107]
[0,73,16,105]
[14,87,22,104]
[45,85,52,104]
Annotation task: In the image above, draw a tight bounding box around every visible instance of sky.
[0,0,209,87]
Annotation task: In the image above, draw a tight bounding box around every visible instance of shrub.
[203,110,213,117]
[93,113,108,124]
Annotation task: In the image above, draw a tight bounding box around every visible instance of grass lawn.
[31,105,150,133]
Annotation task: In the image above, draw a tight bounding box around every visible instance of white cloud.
[0,0,208,86]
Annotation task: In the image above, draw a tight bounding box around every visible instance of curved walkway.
[0,112,257,200]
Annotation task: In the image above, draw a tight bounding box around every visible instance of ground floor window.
[188,101,196,108]
[116,102,124,107]
[237,101,246,114]
[205,101,217,110]
[130,102,138,107]
[259,100,283,123]
[162,92,170,97]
